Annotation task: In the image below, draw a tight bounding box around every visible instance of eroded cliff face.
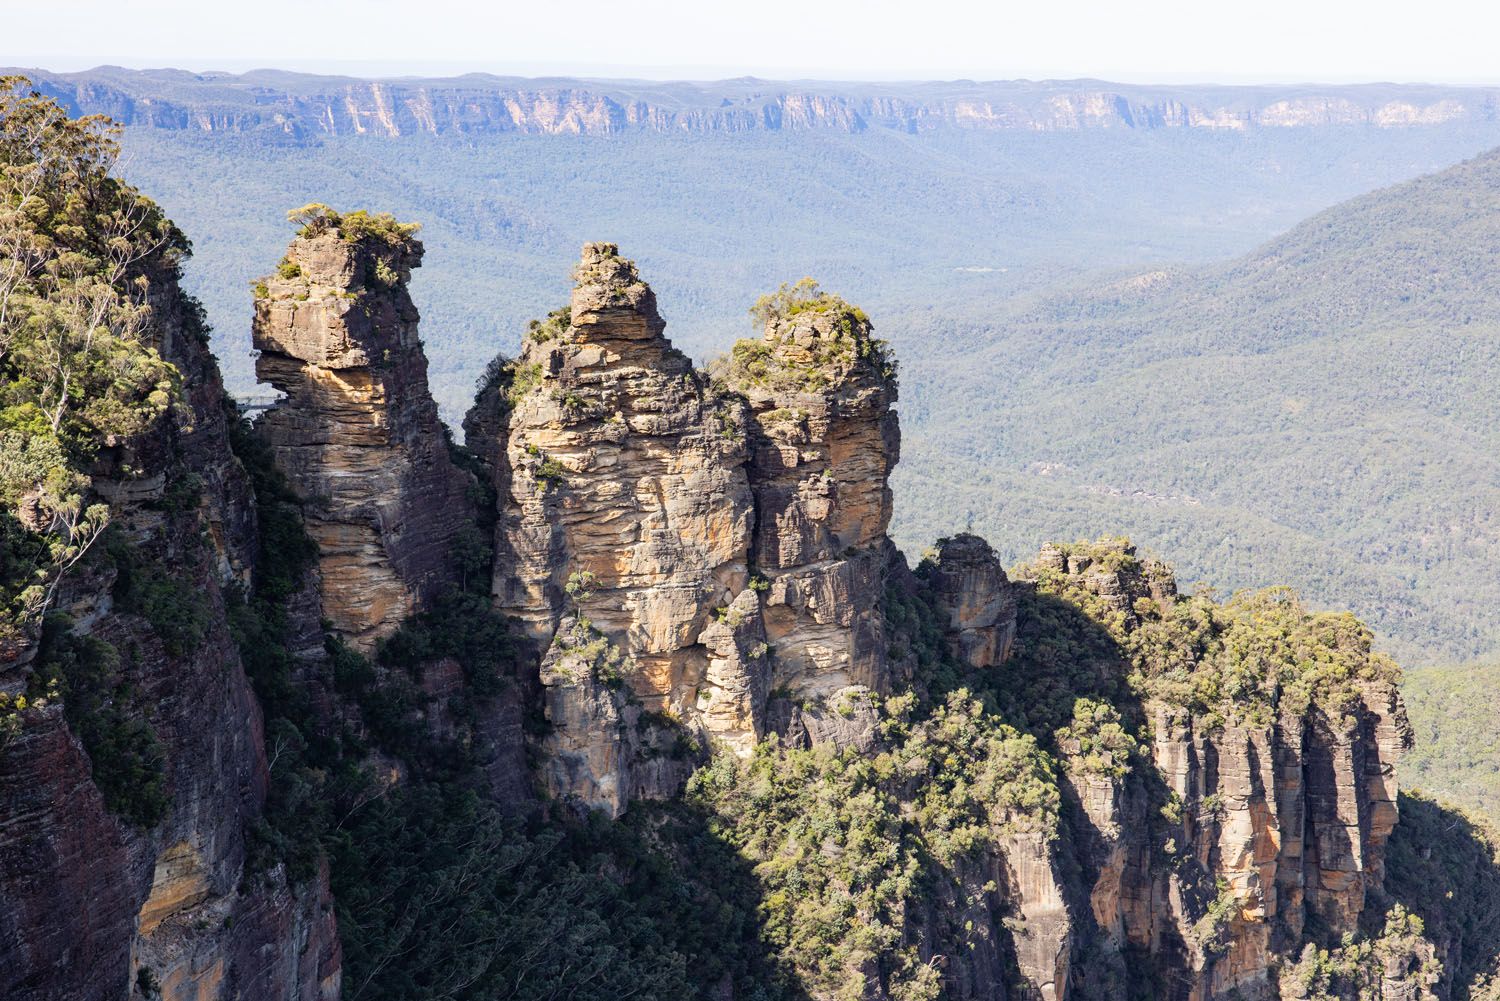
[449,254,1416,1000]
[252,222,470,652]
[1015,543,1415,1001]
[3,213,1428,1001]
[721,298,901,705]
[0,270,339,1001]
[927,533,1018,670]
[462,254,911,815]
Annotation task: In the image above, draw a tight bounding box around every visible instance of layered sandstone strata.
[714,289,901,702]
[252,219,470,651]
[1024,543,1413,1001]
[466,244,762,813]
[926,532,1018,669]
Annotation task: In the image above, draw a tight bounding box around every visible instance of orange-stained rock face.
[1033,548,1415,1001]
[253,227,471,652]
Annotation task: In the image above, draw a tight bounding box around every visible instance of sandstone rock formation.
[463,257,914,813]
[1,215,1427,1001]
[1018,541,1414,1001]
[465,243,761,814]
[39,70,1489,139]
[253,215,470,652]
[926,532,1018,669]
[714,285,900,706]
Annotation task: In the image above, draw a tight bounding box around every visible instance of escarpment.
[252,213,470,652]
[0,252,339,999]
[38,70,1495,139]
[448,245,1419,1000]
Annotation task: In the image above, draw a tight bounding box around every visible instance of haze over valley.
[30,65,1500,664]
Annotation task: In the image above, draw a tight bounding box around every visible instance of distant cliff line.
[18,66,1500,138]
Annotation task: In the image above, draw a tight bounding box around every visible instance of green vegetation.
[688,688,1056,1001]
[1403,662,1500,818]
[1383,792,1500,1000]
[0,76,184,647]
[526,304,571,343]
[1054,698,1136,778]
[474,353,543,410]
[0,79,226,829]
[371,257,399,288]
[1188,879,1238,955]
[508,361,543,402]
[533,453,568,487]
[1012,539,1399,728]
[891,147,1500,667]
[1281,905,1439,1000]
[32,617,169,826]
[286,202,420,245]
[106,533,211,658]
[750,278,870,329]
[714,279,894,395]
[553,620,633,688]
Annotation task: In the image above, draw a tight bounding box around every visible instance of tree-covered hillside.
[1403,662,1500,817]
[893,148,1500,665]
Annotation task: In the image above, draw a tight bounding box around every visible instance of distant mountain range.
[18,65,1500,137]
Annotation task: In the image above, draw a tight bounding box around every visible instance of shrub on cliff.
[1280,905,1440,1000]
[750,277,869,329]
[713,279,896,394]
[32,617,169,826]
[285,202,420,245]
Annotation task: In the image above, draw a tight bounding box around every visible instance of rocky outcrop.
[464,255,908,811]
[715,289,900,707]
[253,218,470,652]
[926,532,1018,669]
[1021,542,1414,1001]
[0,265,339,1000]
[465,244,760,814]
[1,217,1430,1001]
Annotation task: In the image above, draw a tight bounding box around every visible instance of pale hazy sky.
[4,0,1500,84]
